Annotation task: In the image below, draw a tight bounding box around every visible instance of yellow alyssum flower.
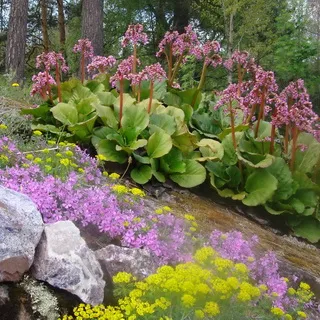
[297,311,307,318]
[155,208,163,214]
[130,188,145,197]
[284,314,293,320]
[112,184,129,194]
[0,155,9,162]
[271,307,285,316]
[11,82,19,87]
[33,157,42,164]
[65,150,74,157]
[33,130,42,136]
[26,154,34,160]
[162,206,171,211]
[47,140,56,145]
[181,294,196,308]
[299,282,310,291]
[195,309,205,319]
[0,124,8,129]
[60,158,70,166]
[184,214,195,221]
[113,272,133,284]
[203,301,220,316]
[96,154,107,161]
[109,172,120,180]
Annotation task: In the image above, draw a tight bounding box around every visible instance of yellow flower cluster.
[155,206,171,215]
[0,124,8,130]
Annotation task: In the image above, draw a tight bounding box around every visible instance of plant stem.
[245,104,256,124]
[137,82,141,102]
[254,88,266,138]
[148,81,154,113]
[284,124,290,154]
[197,62,207,90]
[229,101,237,149]
[237,63,243,96]
[169,54,183,86]
[119,79,124,127]
[290,126,299,171]
[270,124,276,155]
[133,44,137,74]
[55,63,62,103]
[46,70,52,103]
[168,45,173,81]
[81,52,85,84]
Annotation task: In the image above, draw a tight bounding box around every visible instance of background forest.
[1,0,320,112]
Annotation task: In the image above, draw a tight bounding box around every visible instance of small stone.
[95,245,157,279]
[31,221,105,305]
[0,186,44,282]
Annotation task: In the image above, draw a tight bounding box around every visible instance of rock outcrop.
[0,186,43,282]
[31,221,105,305]
[95,244,157,279]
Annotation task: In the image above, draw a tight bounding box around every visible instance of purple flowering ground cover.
[0,129,319,318]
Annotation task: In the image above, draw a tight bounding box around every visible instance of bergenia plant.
[73,39,94,83]
[87,55,117,77]
[122,24,148,74]
[157,25,200,86]
[30,72,56,100]
[271,79,319,170]
[35,51,69,102]
[110,55,140,125]
[140,63,167,113]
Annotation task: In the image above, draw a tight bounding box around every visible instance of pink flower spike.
[73,39,94,59]
[87,55,117,73]
[36,51,69,73]
[121,24,148,47]
[141,63,167,83]
[30,71,56,97]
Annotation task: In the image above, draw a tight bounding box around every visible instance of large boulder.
[0,186,44,282]
[95,245,158,279]
[31,221,105,305]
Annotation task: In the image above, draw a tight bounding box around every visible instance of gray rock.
[0,285,9,305]
[95,245,157,279]
[31,221,105,305]
[0,186,44,282]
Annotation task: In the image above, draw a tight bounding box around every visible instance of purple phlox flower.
[73,39,94,59]
[141,63,167,83]
[110,55,140,87]
[36,51,69,73]
[87,55,117,73]
[121,24,148,47]
[30,72,56,97]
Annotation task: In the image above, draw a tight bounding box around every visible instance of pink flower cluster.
[156,25,200,59]
[110,55,140,87]
[36,51,69,73]
[121,24,148,47]
[141,62,167,83]
[272,79,319,135]
[87,55,117,73]
[73,39,94,58]
[224,50,250,71]
[30,72,56,97]
[202,41,222,67]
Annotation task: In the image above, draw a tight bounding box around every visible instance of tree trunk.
[172,0,190,33]
[81,0,103,56]
[57,0,66,50]
[40,0,49,52]
[5,0,28,82]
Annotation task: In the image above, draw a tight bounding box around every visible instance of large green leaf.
[69,84,93,104]
[95,139,127,164]
[237,151,275,168]
[68,115,97,140]
[210,174,246,200]
[252,121,272,139]
[170,160,206,188]
[97,92,117,106]
[149,113,176,135]
[191,110,221,138]
[221,132,243,165]
[147,129,172,158]
[130,165,152,184]
[172,130,198,153]
[266,157,295,201]
[160,148,187,174]
[218,124,249,140]
[86,80,105,93]
[21,103,53,123]
[290,217,320,243]
[51,103,78,125]
[136,98,163,114]
[114,93,136,117]
[121,104,149,143]
[163,92,182,106]
[294,133,320,173]
[197,139,224,161]
[242,170,278,206]
[94,103,118,129]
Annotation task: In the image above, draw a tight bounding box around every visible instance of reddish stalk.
[148,81,154,113]
[119,79,124,127]
[254,88,266,137]
[81,52,85,84]
[46,70,52,103]
[168,45,173,81]
[245,104,257,124]
[55,63,62,103]
[237,63,243,97]
[197,62,207,90]
[270,124,276,155]
[284,124,290,154]
[169,54,183,86]
[137,82,141,102]
[229,101,237,149]
[133,44,137,74]
[290,126,299,171]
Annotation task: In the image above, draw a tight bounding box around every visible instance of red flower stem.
[255,88,266,138]
[229,101,237,149]
[46,70,52,103]
[237,63,243,96]
[245,104,256,124]
[284,124,290,154]
[133,44,137,74]
[137,82,141,102]
[148,81,154,113]
[81,52,85,84]
[197,62,207,90]
[270,124,276,155]
[119,79,124,127]
[168,45,173,81]
[290,126,299,171]
[55,63,62,103]
[169,54,183,86]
